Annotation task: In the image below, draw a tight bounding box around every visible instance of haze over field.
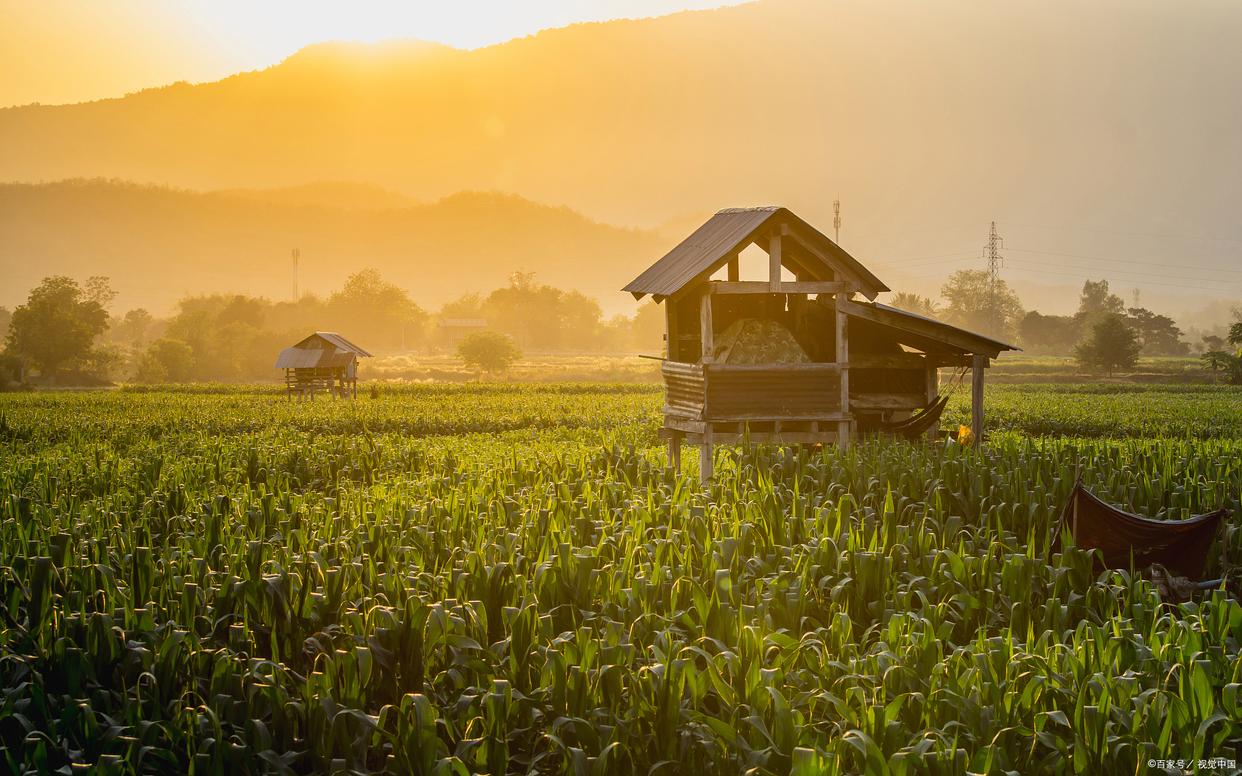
[1,0,1240,322]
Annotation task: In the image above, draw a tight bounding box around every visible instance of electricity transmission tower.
[833,198,841,244]
[983,222,1004,333]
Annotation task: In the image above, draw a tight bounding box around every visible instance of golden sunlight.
[0,0,743,107]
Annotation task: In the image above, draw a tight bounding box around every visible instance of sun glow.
[0,0,743,108]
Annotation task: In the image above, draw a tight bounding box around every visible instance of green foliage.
[329,268,428,351]
[938,270,1024,341]
[443,272,608,352]
[1126,306,1188,356]
[1075,279,1126,327]
[887,292,938,317]
[0,385,1239,773]
[457,331,522,375]
[135,338,196,383]
[4,275,112,380]
[1075,314,1142,376]
[1018,311,1078,354]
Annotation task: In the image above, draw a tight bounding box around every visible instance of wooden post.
[835,292,850,448]
[699,427,714,484]
[665,299,678,360]
[727,253,739,282]
[971,354,986,445]
[768,232,782,292]
[668,432,682,472]
[700,292,714,363]
[925,366,940,441]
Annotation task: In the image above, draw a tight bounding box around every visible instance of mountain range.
[1,0,1240,320]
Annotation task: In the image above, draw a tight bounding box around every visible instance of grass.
[0,383,1238,773]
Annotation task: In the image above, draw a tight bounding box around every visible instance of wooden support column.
[699,427,714,484]
[971,354,987,445]
[727,253,739,282]
[665,299,678,360]
[667,432,682,472]
[835,292,850,448]
[700,292,714,363]
[925,366,940,441]
[768,232,783,291]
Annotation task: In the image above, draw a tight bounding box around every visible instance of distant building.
[437,318,488,347]
[275,332,372,399]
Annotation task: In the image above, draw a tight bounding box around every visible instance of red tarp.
[1056,480,1228,580]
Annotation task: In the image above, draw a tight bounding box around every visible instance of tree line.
[0,270,664,386]
[1,267,1238,386]
[887,270,1230,375]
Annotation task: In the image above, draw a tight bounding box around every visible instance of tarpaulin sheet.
[1055,480,1227,580]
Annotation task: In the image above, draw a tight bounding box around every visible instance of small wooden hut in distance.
[623,206,1017,480]
[275,332,372,399]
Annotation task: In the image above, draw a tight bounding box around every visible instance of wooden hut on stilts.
[623,207,1018,483]
[275,332,372,400]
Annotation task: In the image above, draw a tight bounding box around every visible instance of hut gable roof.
[291,332,373,356]
[624,207,889,301]
[839,299,1019,358]
[275,331,373,369]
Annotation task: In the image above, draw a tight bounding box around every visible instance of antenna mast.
[292,248,300,302]
[833,198,841,244]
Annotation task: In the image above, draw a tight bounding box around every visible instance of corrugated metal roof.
[274,347,359,369]
[290,332,373,357]
[846,300,1020,357]
[623,207,888,300]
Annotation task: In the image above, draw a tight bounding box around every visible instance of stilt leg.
[699,429,714,485]
[667,432,682,472]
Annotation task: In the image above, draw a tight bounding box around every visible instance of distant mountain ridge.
[1,0,1240,318]
[0,179,668,314]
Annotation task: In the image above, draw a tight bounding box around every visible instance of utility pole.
[833,198,842,244]
[1131,287,1140,309]
[292,248,300,302]
[983,221,1004,333]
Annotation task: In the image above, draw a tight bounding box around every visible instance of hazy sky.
[0,0,743,108]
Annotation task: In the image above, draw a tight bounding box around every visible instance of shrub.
[457,331,521,375]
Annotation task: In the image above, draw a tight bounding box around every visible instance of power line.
[900,261,1234,294]
[1005,221,1242,249]
[1003,256,1242,287]
[1006,245,1242,275]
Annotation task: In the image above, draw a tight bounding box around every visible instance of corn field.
[0,385,1239,774]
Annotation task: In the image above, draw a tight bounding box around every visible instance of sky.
[0,0,743,108]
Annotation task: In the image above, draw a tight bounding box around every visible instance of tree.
[1126,307,1188,356]
[135,339,195,383]
[5,276,112,380]
[457,331,521,375]
[888,292,938,317]
[939,270,1024,340]
[0,307,11,342]
[485,274,565,350]
[630,301,665,353]
[116,308,154,347]
[1074,313,1141,376]
[1017,311,1078,354]
[1200,334,1226,354]
[1201,319,1242,385]
[1074,279,1125,328]
[330,268,427,351]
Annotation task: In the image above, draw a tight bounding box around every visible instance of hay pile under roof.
[712,319,810,365]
